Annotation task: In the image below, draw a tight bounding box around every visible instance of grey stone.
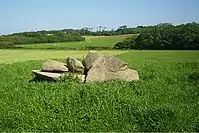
[42,60,68,72]
[32,70,85,82]
[66,57,84,74]
[86,56,139,83]
[32,70,65,81]
[82,51,101,71]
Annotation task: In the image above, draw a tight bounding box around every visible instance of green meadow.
[0,49,126,64]
[0,49,199,132]
[16,35,135,49]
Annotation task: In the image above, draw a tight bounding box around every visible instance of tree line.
[0,30,85,48]
[115,22,199,50]
[0,25,143,48]
[76,25,143,36]
[1,22,199,50]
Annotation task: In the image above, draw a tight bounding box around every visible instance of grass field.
[0,49,127,64]
[17,35,135,49]
[0,50,199,132]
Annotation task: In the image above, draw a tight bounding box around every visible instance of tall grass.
[0,51,199,132]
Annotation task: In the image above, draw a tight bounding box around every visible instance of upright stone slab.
[82,51,101,71]
[66,57,84,74]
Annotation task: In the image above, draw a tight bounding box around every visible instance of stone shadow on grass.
[29,77,57,83]
[188,72,199,82]
[136,108,176,132]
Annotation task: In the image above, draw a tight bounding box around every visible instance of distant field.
[83,34,136,40]
[0,49,127,64]
[17,35,136,49]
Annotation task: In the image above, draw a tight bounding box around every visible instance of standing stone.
[86,56,139,83]
[42,60,68,72]
[82,51,101,71]
[66,57,85,74]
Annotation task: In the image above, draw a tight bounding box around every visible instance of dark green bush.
[115,22,199,50]
[0,31,85,47]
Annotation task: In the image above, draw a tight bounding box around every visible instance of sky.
[0,0,199,35]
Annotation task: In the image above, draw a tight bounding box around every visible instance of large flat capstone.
[32,70,65,81]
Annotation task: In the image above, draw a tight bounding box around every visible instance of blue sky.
[0,0,199,35]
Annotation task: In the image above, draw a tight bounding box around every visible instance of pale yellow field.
[83,34,137,41]
[0,50,128,64]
